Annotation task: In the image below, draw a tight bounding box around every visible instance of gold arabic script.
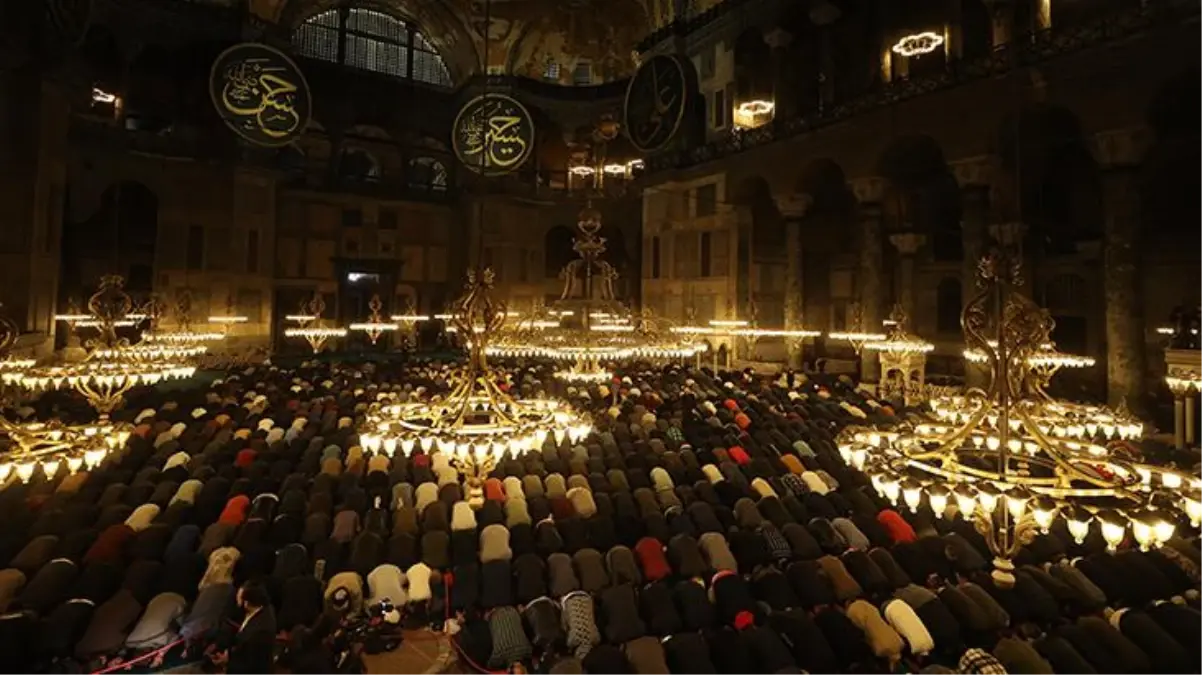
[220,56,302,139]
[460,107,529,170]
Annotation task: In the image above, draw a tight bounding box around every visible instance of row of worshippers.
[0,355,1197,667]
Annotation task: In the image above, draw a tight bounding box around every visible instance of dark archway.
[1142,68,1200,250]
[337,147,382,183]
[876,135,962,269]
[544,226,576,279]
[936,277,962,335]
[997,105,1101,256]
[796,158,855,331]
[730,175,781,324]
[61,181,159,303]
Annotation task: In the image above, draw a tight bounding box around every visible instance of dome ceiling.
[253,0,676,85]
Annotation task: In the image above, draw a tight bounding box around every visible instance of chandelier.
[360,269,591,503]
[284,293,347,354]
[0,297,135,481]
[349,294,399,345]
[141,290,225,346]
[863,304,934,405]
[828,302,888,355]
[3,276,196,415]
[837,250,1200,587]
[207,292,249,335]
[488,203,707,382]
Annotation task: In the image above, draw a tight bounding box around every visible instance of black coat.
[226,606,278,674]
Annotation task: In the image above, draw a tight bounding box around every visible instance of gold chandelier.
[284,292,347,354]
[349,294,399,345]
[488,204,707,382]
[141,290,225,346]
[360,269,590,503]
[3,276,196,416]
[0,296,134,482]
[838,250,1200,587]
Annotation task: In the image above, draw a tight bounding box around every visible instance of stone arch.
[795,158,854,333]
[1142,69,1200,244]
[1043,272,1089,354]
[336,147,382,182]
[544,225,576,279]
[63,181,159,297]
[732,29,772,105]
[730,174,780,323]
[875,134,962,260]
[935,277,962,335]
[795,158,855,251]
[997,105,1101,253]
[959,0,993,59]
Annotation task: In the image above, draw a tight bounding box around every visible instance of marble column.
[1102,166,1147,414]
[776,193,813,368]
[981,0,1015,48]
[853,178,887,382]
[889,232,926,321]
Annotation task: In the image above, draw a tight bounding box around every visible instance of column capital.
[889,232,927,255]
[949,155,997,188]
[849,176,888,204]
[763,28,793,50]
[989,221,1027,246]
[1092,127,1150,169]
[774,193,813,219]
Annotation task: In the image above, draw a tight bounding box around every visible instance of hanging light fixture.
[284,292,347,354]
[839,248,1197,587]
[360,269,591,505]
[349,294,399,345]
[487,200,707,380]
[3,276,196,416]
[892,31,945,57]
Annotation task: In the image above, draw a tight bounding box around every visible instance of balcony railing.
[645,1,1196,174]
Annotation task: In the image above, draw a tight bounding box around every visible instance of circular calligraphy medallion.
[623,54,690,153]
[452,93,536,177]
[209,43,312,148]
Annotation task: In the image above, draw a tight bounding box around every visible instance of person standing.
[217,581,278,673]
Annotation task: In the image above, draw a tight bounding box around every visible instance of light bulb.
[954,487,977,518]
[1152,518,1176,546]
[1098,512,1127,551]
[902,483,923,513]
[1031,497,1057,533]
[928,486,950,519]
[978,487,1000,514]
[1006,490,1029,520]
[1184,493,1202,528]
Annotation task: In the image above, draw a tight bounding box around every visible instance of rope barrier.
[89,637,188,675]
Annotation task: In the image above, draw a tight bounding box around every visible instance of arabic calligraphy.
[210,43,311,147]
[623,55,689,153]
[453,94,535,176]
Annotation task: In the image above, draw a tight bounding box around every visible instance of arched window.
[407,157,448,192]
[337,147,381,183]
[293,7,452,86]
[936,277,962,335]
